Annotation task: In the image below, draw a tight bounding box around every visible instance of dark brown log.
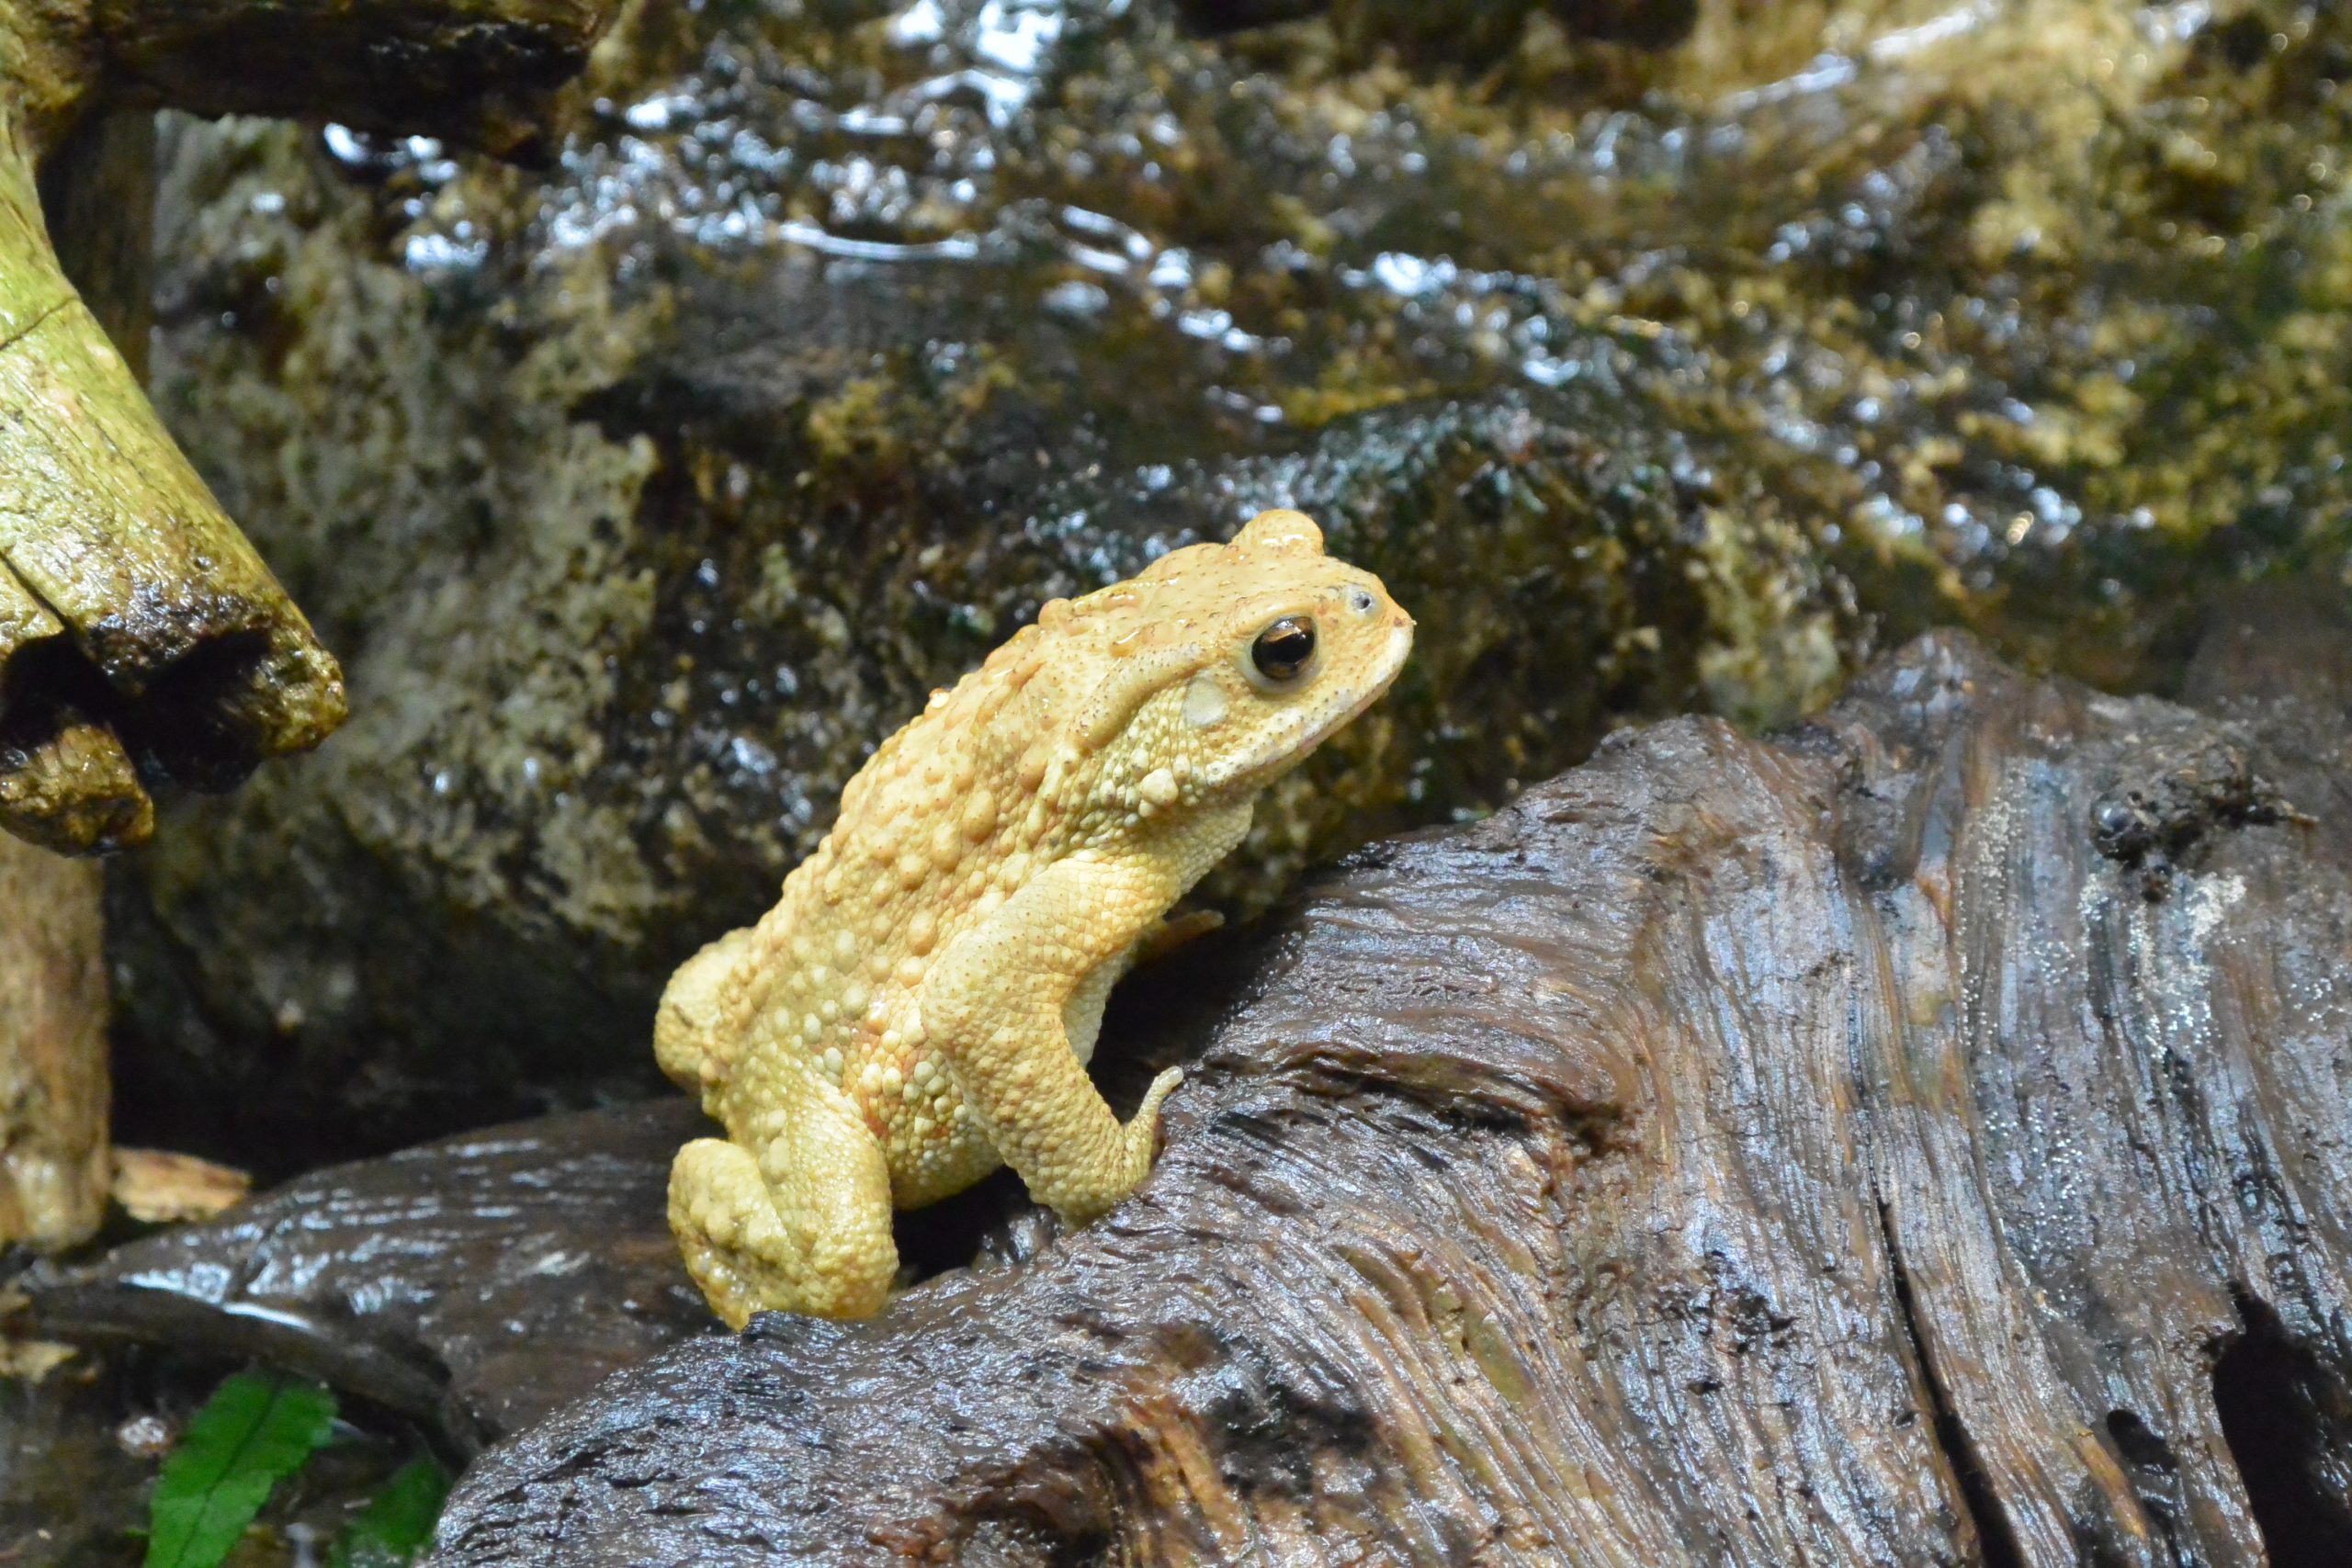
[16,1093,1087,1452]
[90,0,617,158]
[409,626,2352,1567]
[17,1100,718,1450]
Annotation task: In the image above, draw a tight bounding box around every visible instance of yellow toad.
[655,511,1413,1325]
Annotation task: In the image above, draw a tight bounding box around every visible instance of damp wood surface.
[18,1100,718,1452]
[393,609,2352,1567]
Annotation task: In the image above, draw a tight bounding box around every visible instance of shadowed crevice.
[113,626,278,790]
[2212,1292,2352,1568]
[1877,1200,2025,1568]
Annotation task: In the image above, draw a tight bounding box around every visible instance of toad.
[655,510,1414,1325]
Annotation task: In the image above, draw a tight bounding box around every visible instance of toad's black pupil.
[1251,616,1317,680]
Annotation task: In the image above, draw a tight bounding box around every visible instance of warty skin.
[656,509,1414,1325]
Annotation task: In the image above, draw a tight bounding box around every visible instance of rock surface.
[17,1101,719,1451]
[106,0,2352,1167]
[411,624,2352,1566]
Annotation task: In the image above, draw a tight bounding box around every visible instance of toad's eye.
[1250,616,1317,682]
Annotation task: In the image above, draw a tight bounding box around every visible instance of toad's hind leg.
[653,927,759,1093]
[668,1071,896,1326]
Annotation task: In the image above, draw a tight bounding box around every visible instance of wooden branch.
[0,105,343,849]
[0,0,620,851]
[0,831,109,1248]
[0,692,152,852]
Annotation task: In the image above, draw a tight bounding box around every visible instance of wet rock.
[1178,0,1702,72]
[0,1342,446,1566]
[2183,581,2352,720]
[0,1351,152,1562]
[112,0,2352,1162]
[426,626,2352,1565]
[17,1101,721,1451]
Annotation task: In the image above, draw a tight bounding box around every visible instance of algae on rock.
[110,0,2352,1165]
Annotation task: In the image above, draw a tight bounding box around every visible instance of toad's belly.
[863,1069,1006,1209]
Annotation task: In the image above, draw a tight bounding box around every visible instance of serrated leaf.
[327,1459,450,1568]
[143,1371,338,1568]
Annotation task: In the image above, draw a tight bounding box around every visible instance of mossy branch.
[0,104,343,849]
[0,0,618,852]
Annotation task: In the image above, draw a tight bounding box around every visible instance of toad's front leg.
[922,854,1186,1224]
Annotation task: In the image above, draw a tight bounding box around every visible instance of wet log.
[0,0,618,852]
[419,624,2352,1567]
[17,1089,1099,1452]
[17,1100,718,1451]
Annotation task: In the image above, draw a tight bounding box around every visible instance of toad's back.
[660,609,1118,1200]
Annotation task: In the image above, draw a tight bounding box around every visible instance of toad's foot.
[1104,1066,1187,1215]
[668,1089,896,1326]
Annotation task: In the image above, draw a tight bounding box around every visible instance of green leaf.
[327,1459,450,1568]
[144,1371,338,1568]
